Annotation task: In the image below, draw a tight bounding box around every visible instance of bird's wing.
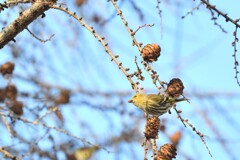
[145,94,169,115]
[147,94,165,104]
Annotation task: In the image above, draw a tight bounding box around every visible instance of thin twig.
[201,0,240,28]
[173,105,186,127]
[26,27,55,43]
[131,24,154,36]
[110,0,166,91]
[184,119,212,157]
[0,112,110,153]
[182,2,202,19]
[50,5,138,91]
[232,26,240,86]
[1,113,14,137]
[0,147,18,159]
[156,0,163,39]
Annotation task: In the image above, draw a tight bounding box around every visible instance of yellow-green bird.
[128,93,187,116]
[74,146,99,160]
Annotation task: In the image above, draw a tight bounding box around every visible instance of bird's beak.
[128,99,133,103]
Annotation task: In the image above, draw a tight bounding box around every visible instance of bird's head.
[128,93,143,104]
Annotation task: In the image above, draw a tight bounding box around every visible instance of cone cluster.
[0,62,23,116]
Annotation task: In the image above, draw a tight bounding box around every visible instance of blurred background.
[0,0,240,159]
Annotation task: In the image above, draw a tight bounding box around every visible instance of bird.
[128,93,187,116]
[73,146,99,160]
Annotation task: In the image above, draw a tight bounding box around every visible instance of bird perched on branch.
[128,93,187,116]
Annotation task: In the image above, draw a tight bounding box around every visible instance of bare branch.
[0,1,56,49]
[201,0,240,28]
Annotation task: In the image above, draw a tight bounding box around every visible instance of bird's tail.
[175,98,189,103]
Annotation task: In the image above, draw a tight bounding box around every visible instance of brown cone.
[141,44,161,62]
[76,0,85,6]
[156,144,177,160]
[0,62,15,76]
[144,117,160,139]
[55,89,70,105]
[0,89,6,102]
[170,131,182,146]
[10,100,23,116]
[5,84,18,100]
[166,78,184,98]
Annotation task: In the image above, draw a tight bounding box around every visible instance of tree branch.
[0,1,55,49]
